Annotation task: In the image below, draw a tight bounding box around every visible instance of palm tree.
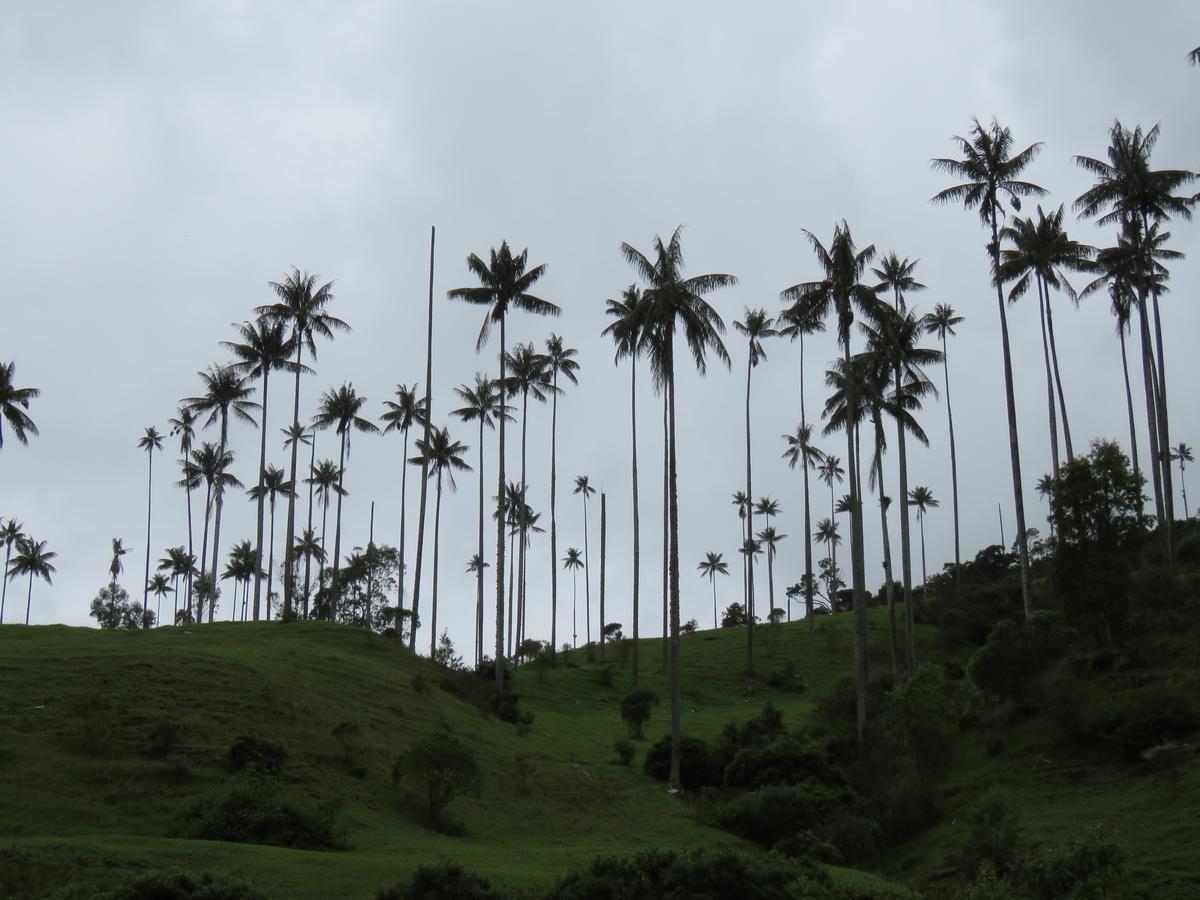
[545,334,580,661]
[409,426,471,656]
[452,375,508,664]
[563,547,584,648]
[380,382,427,634]
[448,242,558,685]
[137,427,164,627]
[756,526,786,627]
[168,407,198,604]
[7,537,55,625]
[257,269,347,618]
[504,342,554,648]
[223,540,257,621]
[309,458,342,606]
[1074,122,1196,558]
[1171,444,1194,518]
[782,426,824,628]
[496,480,524,654]
[573,475,597,645]
[283,424,315,613]
[311,384,379,620]
[1190,46,1200,65]
[184,443,240,622]
[732,490,750,619]
[932,118,1045,616]
[926,304,964,581]
[1,518,24,623]
[697,551,729,629]
[147,573,171,628]
[814,517,841,601]
[158,545,193,626]
[623,225,735,791]
[782,221,877,739]
[292,528,326,618]
[186,365,259,616]
[908,486,938,585]
[247,465,294,621]
[0,361,39,449]
[733,308,776,674]
[109,537,130,619]
[604,286,647,681]
[223,316,300,621]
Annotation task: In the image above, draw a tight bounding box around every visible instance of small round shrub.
[619,689,658,739]
[177,773,344,850]
[613,739,635,767]
[227,735,286,775]
[642,735,717,790]
[375,862,509,900]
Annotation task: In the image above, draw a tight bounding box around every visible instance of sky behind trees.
[3,1,1198,654]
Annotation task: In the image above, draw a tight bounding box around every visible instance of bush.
[720,603,746,628]
[375,862,509,900]
[177,772,344,850]
[723,736,837,790]
[713,702,787,774]
[439,667,522,724]
[394,728,483,822]
[968,612,1073,703]
[613,739,635,767]
[47,871,266,900]
[227,736,286,776]
[1013,829,1132,899]
[619,689,658,738]
[765,658,805,692]
[945,792,1023,878]
[713,783,877,861]
[642,735,718,790]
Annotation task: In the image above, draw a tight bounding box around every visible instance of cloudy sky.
[3,1,1198,654]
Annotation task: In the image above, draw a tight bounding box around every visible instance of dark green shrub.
[47,871,266,900]
[642,735,718,790]
[720,603,746,628]
[1104,684,1200,760]
[177,773,344,850]
[1013,830,1132,899]
[765,658,805,692]
[594,665,615,687]
[723,736,837,790]
[713,783,877,861]
[375,862,509,900]
[394,728,483,822]
[713,702,787,773]
[226,736,286,776]
[619,689,658,738]
[968,612,1072,703]
[945,792,1023,878]
[613,739,635,767]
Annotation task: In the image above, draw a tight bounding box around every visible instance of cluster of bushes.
[438,661,530,728]
[176,771,345,849]
[46,872,266,900]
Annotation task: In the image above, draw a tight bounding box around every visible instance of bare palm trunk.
[396,428,410,635]
[939,333,962,584]
[303,436,316,617]
[1037,278,1062,476]
[430,470,443,657]
[599,492,607,660]
[743,350,756,676]
[1043,289,1073,462]
[24,574,32,626]
[142,446,155,628]
[318,493,329,607]
[1118,328,1140,478]
[1,544,9,624]
[517,386,530,649]
[989,212,1033,617]
[843,337,868,743]
[1136,300,1165,528]
[666,348,682,794]
[495,315,507,687]
[550,372,560,662]
[252,370,271,620]
[711,575,718,629]
[330,430,348,620]
[630,357,641,684]
[184,476,195,614]
[266,495,277,621]
[411,227,437,650]
[572,569,578,647]
[895,388,916,670]
[208,412,231,623]
[507,523,516,657]
[918,510,928,585]
[1179,460,1190,519]
[283,339,303,619]
[198,482,212,623]
[661,393,668,670]
[582,488,592,645]
[874,412,899,678]
[476,418,486,666]
[1151,288,1175,554]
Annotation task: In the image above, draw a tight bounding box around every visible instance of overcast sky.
[3,1,1198,655]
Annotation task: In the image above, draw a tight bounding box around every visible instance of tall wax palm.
[0,361,39,450]
[223,540,256,621]
[563,547,584,648]
[733,308,776,675]
[908,486,938,585]
[223,316,301,620]
[697,551,730,629]
[180,443,221,621]
[158,545,193,626]
[409,426,471,656]
[283,425,314,612]
[496,480,525,654]
[185,365,258,617]
[782,222,877,739]
[137,427,164,627]
[311,384,379,621]
[381,383,427,635]
[545,334,579,661]
[603,285,647,682]
[504,342,555,648]
[247,465,294,621]
[1,519,24,623]
[756,526,786,625]
[1172,444,1193,518]
[778,295,826,633]
[148,573,171,628]
[1074,121,1196,557]
[109,537,130,618]
[926,304,964,580]
[258,269,347,618]
[168,407,198,603]
[292,529,325,616]
[815,517,841,601]
[516,505,544,647]
[7,537,55,625]
[448,242,558,685]
[452,375,508,664]
[623,225,735,792]
[932,118,1045,616]
[573,475,597,644]
[732,490,750,617]
[309,458,342,607]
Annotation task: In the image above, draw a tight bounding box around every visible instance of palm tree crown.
[0,361,40,449]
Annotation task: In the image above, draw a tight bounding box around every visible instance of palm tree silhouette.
[731,490,750,620]
[311,384,379,621]
[563,547,584,648]
[814,517,842,602]
[186,364,258,616]
[452,374,508,665]
[147,573,171,628]
[733,308,776,675]
[409,426,471,656]
[623,225,735,791]
[309,458,343,608]
[292,528,325,619]
[168,407,198,604]
[448,241,558,686]
[109,537,130,619]
[0,361,40,450]
[932,118,1045,616]
[545,334,580,662]
[573,475,597,645]
[137,427,164,627]
[258,269,347,618]
[1,519,24,623]
[926,304,964,581]
[158,545,194,626]
[247,465,294,621]
[783,221,877,739]
[697,551,729,629]
[381,382,427,634]
[7,537,55,625]
[495,480,525,654]
[282,425,315,613]
[1171,444,1193,518]
[756,526,786,628]
[908,486,938,585]
[223,316,301,620]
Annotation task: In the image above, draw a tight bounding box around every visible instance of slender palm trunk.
[430,470,443,657]
[1151,288,1175,542]
[582,490,592,645]
[476,419,486,666]
[198,482,212,623]
[743,351,756,675]
[843,335,869,743]
[517,386,530,649]
[661,393,668,669]
[550,372,560,661]
[666,349,682,793]
[1118,328,1140,478]
[1043,289,1073,462]
[25,574,33,625]
[939,334,962,582]
[918,511,928,585]
[208,412,231,623]
[766,549,776,629]
[894,381,916,670]
[599,492,607,660]
[874,412,899,678]
[318,494,330,602]
[303,436,316,617]
[800,337,814,635]
[266,495,277,620]
[988,211,1033,616]
[142,446,155,628]
[495,316,507,687]
[411,229,437,650]
[283,339,303,619]
[1136,300,1165,527]
[711,575,718,629]
[1,543,9,624]
[1037,278,1062,476]
[1179,460,1190,519]
[631,358,641,684]
[184,471,195,612]
[572,569,578,647]
[330,430,348,620]
[252,370,271,620]
[507,525,516,657]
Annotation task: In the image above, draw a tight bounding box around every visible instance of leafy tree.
[620,688,659,739]
[394,728,483,821]
[721,603,747,628]
[0,360,39,449]
[89,584,151,630]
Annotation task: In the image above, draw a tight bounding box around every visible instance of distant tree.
[383,382,428,636]
[394,728,483,822]
[563,547,584,648]
[246,465,294,622]
[433,630,465,671]
[620,688,659,739]
[545,334,580,662]
[697,551,730,629]
[926,304,964,583]
[0,361,39,449]
[0,518,24,624]
[147,573,172,628]
[573,475,597,646]
[7,536,55,625]
[909,486,938,585]
[721,603,747,628]
[1171,443,1193,518]
[89,583,150,630]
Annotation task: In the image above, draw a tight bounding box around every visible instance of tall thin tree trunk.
[495,314,508,687]
[874,412,899,678]
[142,446,154,628]
[266,495,276,621]
[662,393,668,670]
[666,348,682,793]
[397,428,410,636]
[24,574,32,626]
[550,372,559,661]
[208,412,231,623]
[1037,278,1062,477]
[1151,287,1175,558]
[476,417,486,666]
[711,576,718,629]
[1136,300,1165,527]
[517,387,529,650]
[411,226,437,650]
[318,494,329,609]
[744,350,756,676]
[430,471,443,657]
[1119,328,1140,478]
[843,336,868,744]
[801,337,814,640]
[184,474,194,616]
[283,338,303,619]
[252,370,270,620]
[599,492,607,660]
[582,487,592,645]
[631,358,641,684]
[940,334,962,584]
[303,435,316,618]
[919,511,928,585]
[1043,289,1073,462]
[989,212,1033,617]
[331,430,348,621]
[507,522,516,658]
[1,544,10,624]
[1179,460,1190,519]
[198,483,212,623]
[572,570,577,647]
